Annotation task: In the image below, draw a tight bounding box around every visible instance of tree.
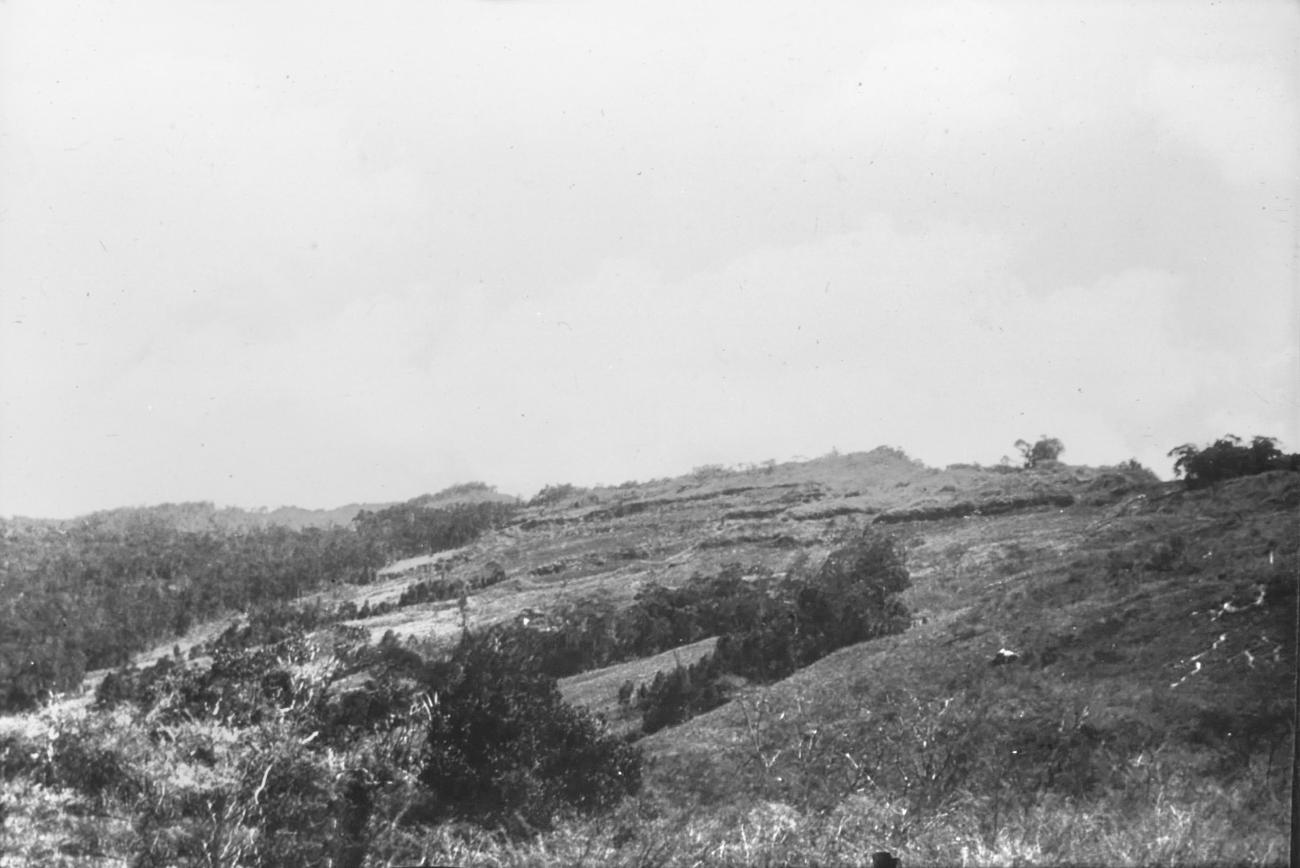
[1168,434,1296,489]
[1015,436,1065,468]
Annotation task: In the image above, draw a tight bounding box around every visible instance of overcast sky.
[1,0,1296,518]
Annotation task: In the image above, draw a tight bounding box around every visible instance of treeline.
[0,496,518,712]
[630,534,912,732]
[353,500,518,563]
[397,561,507,608]
[468,568,780,680]
[1169,435,1300,489]
[464,533,912,733]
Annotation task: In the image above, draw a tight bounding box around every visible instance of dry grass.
[357,757,1289,867]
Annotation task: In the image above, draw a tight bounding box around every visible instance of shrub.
[420,631,642,829]
[39,710,149,813]
[815,532,910,596]
[124,718,358,868]
[97,633,320,727]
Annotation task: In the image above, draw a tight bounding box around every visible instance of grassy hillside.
[629,470,1295,865]
[0,449,1293,866]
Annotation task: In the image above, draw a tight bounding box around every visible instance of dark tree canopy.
[1168,435,1299,489]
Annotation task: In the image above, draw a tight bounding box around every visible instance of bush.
[97,633,320,727]
[717,532,912,679]
[39,710,149,813]
[124,718,359,868]
[1168,435,1299,488]
[420,631,642,829]
[815,533,910,596]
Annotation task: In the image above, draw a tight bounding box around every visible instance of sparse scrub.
[640,670,1289,865]
[529,483,584,507]
[691,463,729,481]
[417,481,501,503]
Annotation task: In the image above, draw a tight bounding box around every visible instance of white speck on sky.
[1,0,1296,517]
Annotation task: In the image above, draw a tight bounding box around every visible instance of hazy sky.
[1,0,1296,518]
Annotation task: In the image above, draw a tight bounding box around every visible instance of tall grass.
[349,752,1288,867]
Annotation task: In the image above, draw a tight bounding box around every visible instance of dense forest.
[0,494,518,712]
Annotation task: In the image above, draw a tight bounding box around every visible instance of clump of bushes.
[711,533,911,682]
[1168,435,1300,489]
[458,565,767,680]
[97,634,318,729]
[636,655,730,734]
[397,561,505,608]
[634,533,912,733]
[421,630,642,827]
[1015,436,1065,468]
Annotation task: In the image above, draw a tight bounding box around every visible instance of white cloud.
[309,220,1227,489]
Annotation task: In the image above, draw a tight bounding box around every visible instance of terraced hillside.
[309,449,1090,643]
[1,448,1294,866]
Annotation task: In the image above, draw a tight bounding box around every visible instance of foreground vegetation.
[0,531,911,866]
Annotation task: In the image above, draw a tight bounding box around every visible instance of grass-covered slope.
[627,470,1295,865]
[0,450,1293,866]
